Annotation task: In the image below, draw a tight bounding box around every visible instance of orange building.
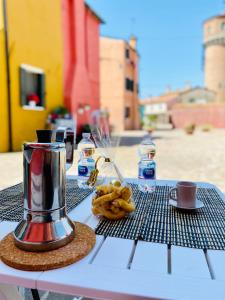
[100,36,140,132]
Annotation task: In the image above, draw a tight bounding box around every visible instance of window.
[125,48,130,59]
[221,22,225,31]
[219,81,225,88]
[125,107,130,118]
[20,64,45,109]
[130,80,134,91]
[136,83,139,94]
[125,78,130,90]
[125,78,134,92]
[189,98,195,103]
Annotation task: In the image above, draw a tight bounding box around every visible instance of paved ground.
[114,129,225,193]
[1,129,225,193]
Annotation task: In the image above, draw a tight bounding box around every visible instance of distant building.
[140,87,215,126]
[140,91,180,124]
[204,14,225,102]
[100,36,140,132]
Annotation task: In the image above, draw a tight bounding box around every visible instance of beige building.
[100,36,140,132]
[140,87,216,125]
[204,14,225,102]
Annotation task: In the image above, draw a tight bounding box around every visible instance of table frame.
[0,177,225,300]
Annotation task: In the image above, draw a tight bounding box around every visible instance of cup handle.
[169,187,177,201]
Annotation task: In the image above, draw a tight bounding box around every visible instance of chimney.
[165,85,172,93]
[184,81,192,91]
[129,35,137,49]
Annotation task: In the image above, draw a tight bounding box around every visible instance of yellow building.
[0,0,63,151]
[100,36,140,132]
[0,0,9,152]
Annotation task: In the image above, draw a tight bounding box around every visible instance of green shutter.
[19,67,27,106]
[38,74,45,107]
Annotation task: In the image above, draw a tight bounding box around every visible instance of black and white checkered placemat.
[0,179,93,222]
[95,184,225,250]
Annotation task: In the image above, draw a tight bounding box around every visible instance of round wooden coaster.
[0,222,96,271]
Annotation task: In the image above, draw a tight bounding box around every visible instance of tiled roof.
[140,87,215,105]
[140,91,180,105]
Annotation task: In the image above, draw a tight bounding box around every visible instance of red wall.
[61,0,100,130]
[171,104,225,128]
[86,7,100,112]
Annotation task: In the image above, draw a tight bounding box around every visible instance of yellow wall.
[6,0,64,151]
[0,0,9,152]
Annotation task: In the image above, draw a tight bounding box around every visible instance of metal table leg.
[31,289,40,300]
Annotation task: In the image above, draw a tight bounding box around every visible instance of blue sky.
[87,0,224,98]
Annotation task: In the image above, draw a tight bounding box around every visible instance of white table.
[0,177,225,300]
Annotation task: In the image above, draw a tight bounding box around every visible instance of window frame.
[124,106,131,118]
[20,64,46,110]
[125,48,130,59]
[221,22,225,31]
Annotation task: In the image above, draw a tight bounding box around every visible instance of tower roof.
[204,14,225,24]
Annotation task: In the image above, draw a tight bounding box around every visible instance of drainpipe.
[3,0,12,151]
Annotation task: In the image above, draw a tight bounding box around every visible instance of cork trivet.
[0,222,96,271]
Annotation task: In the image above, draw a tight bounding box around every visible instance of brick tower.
[204,14,225,102]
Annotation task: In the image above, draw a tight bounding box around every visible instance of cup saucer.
[169,199,204,211]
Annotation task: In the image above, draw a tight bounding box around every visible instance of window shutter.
[38,74,45,107]
[20,67,27,106]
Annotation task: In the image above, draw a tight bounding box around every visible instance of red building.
[62,0,103,131]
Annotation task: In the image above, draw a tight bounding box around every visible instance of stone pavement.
[114,129,225,193]
[1,129,225,193]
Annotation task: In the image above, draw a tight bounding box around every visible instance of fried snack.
[111,180,121,187]
[96,184,113,196]
[115,199,135,213]
[112,186,123,196]
[110,205,121,214]
[92,195,97,205]
[101,209,126,220]
[121,186,132,201]
[92,206,101,215]
[93,191,119,206]
[92,183,135,220]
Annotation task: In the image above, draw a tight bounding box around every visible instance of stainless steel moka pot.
[13,129,75,251]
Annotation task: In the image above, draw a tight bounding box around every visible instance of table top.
[0,177,225,300]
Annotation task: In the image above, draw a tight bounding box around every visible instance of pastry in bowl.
[92,181,135,220]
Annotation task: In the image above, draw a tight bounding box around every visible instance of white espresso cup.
[169,181,197,208]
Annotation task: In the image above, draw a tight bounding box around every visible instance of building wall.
[144,103,167,115]
[62,0,101,131]
[124,41,139,130]
[100,37,140,132]
[0,0,9,152]
[180,88,215,104]
[132,48,140,130]
[204,16,225,102]
[171,104,225,128]
[86,8,100,112]
[100,37,125,131]
[6,0,64,150]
